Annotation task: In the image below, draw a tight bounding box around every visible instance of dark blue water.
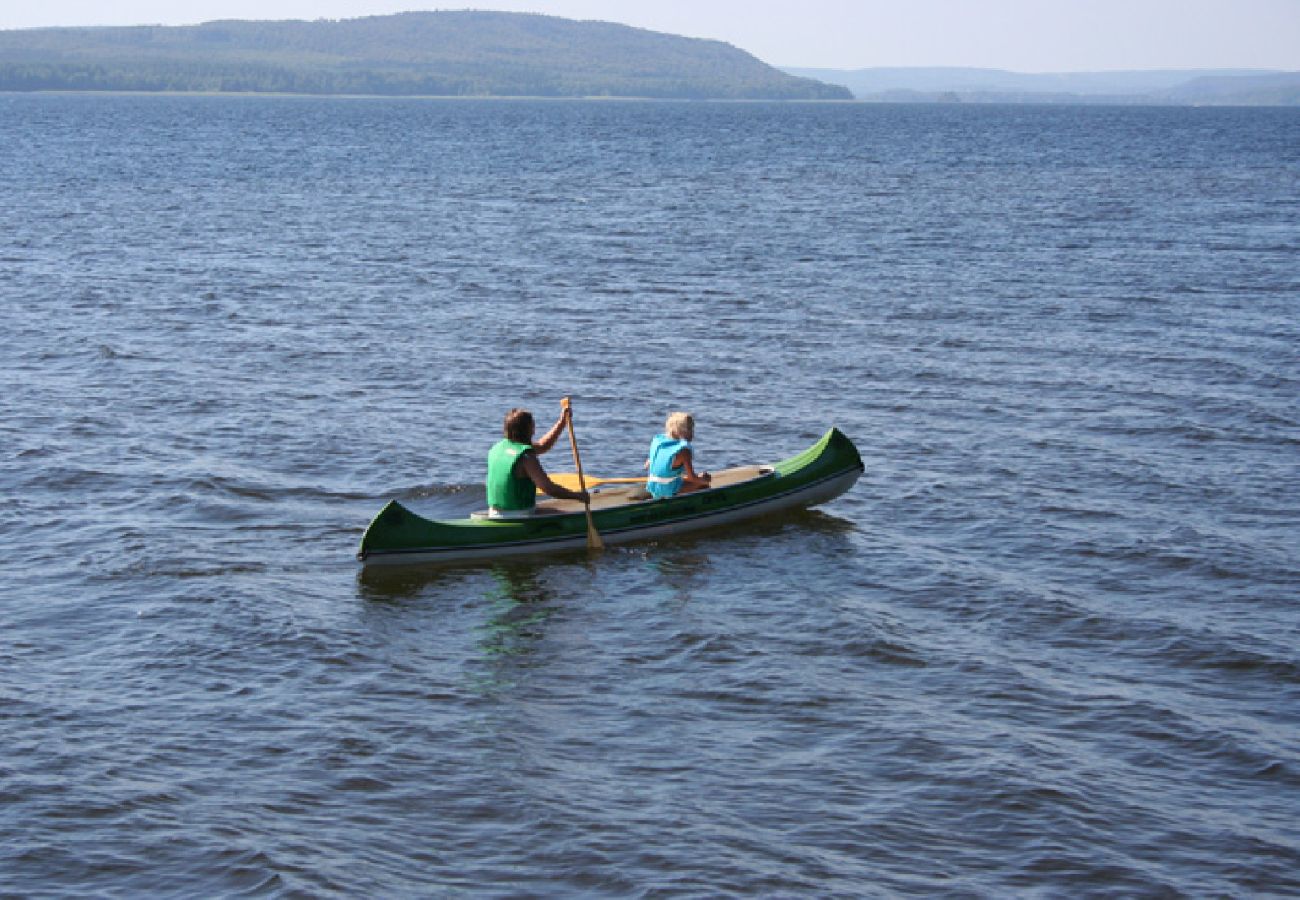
[1,94,1297,896]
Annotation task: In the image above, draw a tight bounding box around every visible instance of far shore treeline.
[0,11,851,100]
[785,66,1300,106]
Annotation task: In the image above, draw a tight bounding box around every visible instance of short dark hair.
[504,408,534,444]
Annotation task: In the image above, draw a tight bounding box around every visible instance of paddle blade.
[547,471,586,492]
[586,518,604,551]
[540,473,645,494]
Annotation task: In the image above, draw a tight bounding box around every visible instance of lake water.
[1,94,1297,896]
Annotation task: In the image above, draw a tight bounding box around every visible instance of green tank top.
[486,438,536,511]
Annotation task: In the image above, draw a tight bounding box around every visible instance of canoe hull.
[358,427,862,567]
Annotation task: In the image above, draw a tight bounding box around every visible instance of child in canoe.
[645,412,712,499]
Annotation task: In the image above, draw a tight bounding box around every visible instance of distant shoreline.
[1,89,861,103]
[783,65,1300,107]
[8,90,1299,109]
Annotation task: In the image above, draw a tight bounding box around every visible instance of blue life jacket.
[646,433,691,499]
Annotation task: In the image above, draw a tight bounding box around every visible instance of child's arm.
[674,448,712,489]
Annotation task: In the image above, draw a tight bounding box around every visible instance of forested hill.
[0,11,851,100]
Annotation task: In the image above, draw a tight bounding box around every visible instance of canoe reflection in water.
[476,565,558,662]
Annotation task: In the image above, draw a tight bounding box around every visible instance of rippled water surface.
[2,95,1298,896]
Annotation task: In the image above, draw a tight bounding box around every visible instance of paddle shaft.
[561,398,604,551]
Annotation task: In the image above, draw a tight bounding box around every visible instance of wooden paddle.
[561,397,603,551]
[541,472,644,493]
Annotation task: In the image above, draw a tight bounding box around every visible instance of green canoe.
[358,427,863,567]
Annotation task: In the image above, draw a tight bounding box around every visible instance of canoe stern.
[774,427,863,483]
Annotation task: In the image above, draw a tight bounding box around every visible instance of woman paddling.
[486,403,590,518]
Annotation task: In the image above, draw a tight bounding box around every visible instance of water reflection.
[355,558,562,656]
[354,548,590,602]
[474,564,558,661]
[637,508,858,555]
[641,550,711,606]
[356,557,569,693]
[354,562,469,602]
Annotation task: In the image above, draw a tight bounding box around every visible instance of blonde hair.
[664,412,695,440]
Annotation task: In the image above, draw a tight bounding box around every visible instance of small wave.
[94,553,270,582]
[839,637,928,667]
[1037,503,1124,520]
[170,475,377,504]
[1063,526,1292,583]
[1157,635,1300,684]
[396,482,482,500]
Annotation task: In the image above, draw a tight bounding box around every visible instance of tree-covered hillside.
[0,11,851,100]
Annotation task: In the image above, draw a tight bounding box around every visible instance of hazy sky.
[3,0,1298,72]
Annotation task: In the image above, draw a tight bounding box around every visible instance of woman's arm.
[520,452,589,503]
[531,405,571,455]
